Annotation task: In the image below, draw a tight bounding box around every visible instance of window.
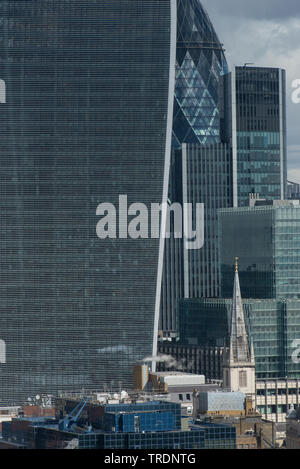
[239,371,247,387]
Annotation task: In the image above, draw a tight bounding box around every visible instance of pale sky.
[201,0,300,183]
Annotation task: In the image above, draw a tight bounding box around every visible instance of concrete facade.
[256,379,300,423]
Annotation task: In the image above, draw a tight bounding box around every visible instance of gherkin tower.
[173,0,228,148]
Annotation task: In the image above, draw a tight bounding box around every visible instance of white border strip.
[279,69,285,200]
[231,68,238,207]
[152,0,177,369]
[182,143,190,298]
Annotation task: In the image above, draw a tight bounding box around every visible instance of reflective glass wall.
[219,204,300,300]
[160,0,229,334]
[221,67,286,207]
[0,0,173,404]
[177,297,300,380]
[173,0,228,148]
[219,206,275,299]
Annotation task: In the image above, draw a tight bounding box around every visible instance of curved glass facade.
[161,0,230,333]
[172,0,228,148]
[0,0,174,404]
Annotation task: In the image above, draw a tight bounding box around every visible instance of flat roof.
[151,372,205,377]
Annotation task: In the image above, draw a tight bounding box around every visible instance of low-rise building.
[256,379,300,423]
[193,390,247,418]
[286,405,300,449]
[0,406,21,433]
[1,399,237,450]
[193,390,276,449]
[133,367,221,415]
[157,342,225,381]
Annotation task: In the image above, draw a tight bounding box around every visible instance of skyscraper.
[176,296,300,381]
[0,0,176,404]
[160,63,288,334]
[220,66,287,207]
[219,200,300,300]
[172,0,228,148]
[160,0,228,333]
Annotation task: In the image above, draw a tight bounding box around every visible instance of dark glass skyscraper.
[181,143,232,300]
[220,66,287,207]
[177,297,300,380]
[160,142,232,332]
[219,201,300,300]
[160,0,229,333]
[161,35,287,334]
[173,0,228,148]
[0,0,176,404]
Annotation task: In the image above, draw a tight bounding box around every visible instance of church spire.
[222,258,256,401]
[230,257,251,363]
[235,256,239,273]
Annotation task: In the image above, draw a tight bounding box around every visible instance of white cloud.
[200,4,300,174]
[201,0,300,21]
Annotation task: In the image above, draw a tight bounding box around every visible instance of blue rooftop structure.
[1,399,237,449]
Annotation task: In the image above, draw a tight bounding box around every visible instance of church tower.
[223,258,255,402]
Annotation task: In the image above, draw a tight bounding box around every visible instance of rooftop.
[151,372,205,378]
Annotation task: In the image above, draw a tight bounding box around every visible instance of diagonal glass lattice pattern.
[173,0,228,148]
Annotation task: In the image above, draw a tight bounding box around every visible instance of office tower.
[160,0,229,333]
[160,150,185,334]
[219,200,300,299]
[173,0,228,148]
[177,296,300,381]
[220,66,287,207]
[157,340,226,380]
[160,142,232,332]
[0,0,177,404]
[181,143,232,300]
[161,64,288,334]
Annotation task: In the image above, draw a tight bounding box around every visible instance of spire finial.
[235,257,239,272]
